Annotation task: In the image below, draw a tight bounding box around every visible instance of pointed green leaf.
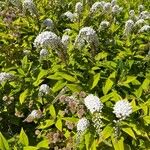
[91,73,100,89]
[23,146,37,150]
[142,78,150,90]
[57,72,77,82]
[38,120,55,129]
[37,139,49,149]
[52,80,66,93]
[98,124,113,143]
[55,119,62,131]
[19,89,29,104]
[19,128,29,146]
[66,84,82,92]
[0,132,10,150]
[122,127,136,139]
[123,76,136,84]
[49,105,56,118]
[111,136,124,150]
[103,78,113,95]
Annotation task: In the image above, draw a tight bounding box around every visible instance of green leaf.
[91,140,97,150]
[66,84,82,92]
[37,139,49,149]
[33,69,48,86]
[52,80,67,93]
[19,128,29,146]
[134,86,143,98]
[142,78,150,90]
[57,72,77,82]
[111,136,124,150]
[55,119,62,131]
[122,76,137,84]
[102,78,113,95]
[0,132,10,150]
[98,124,113,143]
[91,73,100,89]
[85,132,91,150]
[103,72,116,95]
[122,127,136,139]
[38,120,54,129]
[37,70,48,80]
[23,146,38,150]
[19,89,29,104]
[49,105,56,118]
[62,117,78,123]
[143,116,150,124]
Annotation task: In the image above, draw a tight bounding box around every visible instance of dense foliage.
[0,0,150,149]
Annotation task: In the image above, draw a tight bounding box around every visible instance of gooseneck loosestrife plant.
[0,0,150,149]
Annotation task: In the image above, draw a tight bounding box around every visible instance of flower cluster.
[99,21,110,30]
[90,0,122,15]
[9,0,22,7]
[42,18,54,30]
[92,113,103,133]
[24,110,42,122]
[138,25,150,33]
[77,118,89,132]
[63,11,75,22]
[61,35,70,47]
[34,31,63,50]
[90,2,104,13]
[124,19,134,36]
[75,2,83,15]
[84,94,103,114]
[22,0,37,15]
[75,27,99,51]
[40,49,49,58]
[113,100,132,120]
[0,72,14,84]
[39,84,50,96]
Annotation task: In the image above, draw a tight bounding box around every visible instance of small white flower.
[63,11,75,22]
[75,2,83,14]
[39,84,50,95]
[34,31,64,50]
[0,72,14,84]
[63,28,71,33]
[99,21,110,29]
[23,50,31,55]
[84,94,103,114]
[75,27,99,49]
[9,0,22,7]
[138,5,144,12]
[112,5,120,14]
[40,49,49,58]
[30,110,42,119]
[138,25,150,33]
[139,11,150,20]
[90,2,104,13]
[129,10,135,17]
[113,100,132,120]
[42,18,54,30]
[103,2,112,12]
[61,35,70,47]
[124,19,134,36]
[22,0,37,15]
[111,0,117,6]
[77,118,89,132]
[134,19,145,28]
[148,50,150,55]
